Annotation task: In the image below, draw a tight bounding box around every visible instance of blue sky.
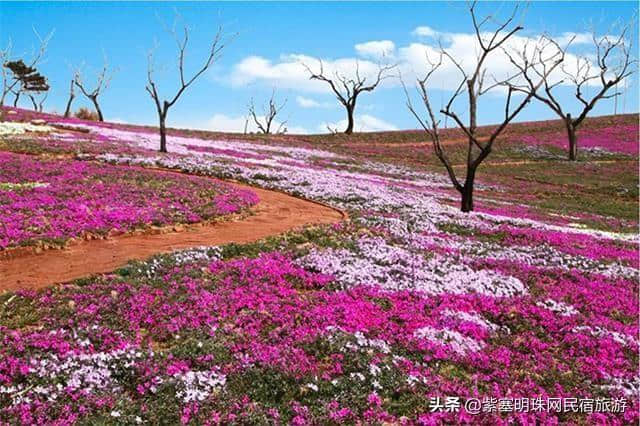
[1,1,638,133]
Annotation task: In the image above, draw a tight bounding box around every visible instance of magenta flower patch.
[0,152,258,249]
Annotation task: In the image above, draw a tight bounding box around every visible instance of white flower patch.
[600,374,640,397]
[31,348,144,391]
[426,233,638,281]
[94,152,453,216]
[137,256,164,278]
[299,237,527,298]
[55,122,344,160]
[536,299,580,317]
[305,382,319,392]
[0,181,49,191]
[406,374,429,387]
[172,246,222,265]
[572,326,639,348]
[135,246,222,277]
[324,326,392,354]
[0,121,56,135]
[65,120,462,190]
[568,223,588,229]
[440,309,509,334]
[0,346,145,407]
[413,326,485,355]
[582,147,617,156]
[172,369,227,403]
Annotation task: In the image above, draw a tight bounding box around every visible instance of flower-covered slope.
[0,109,638,424]
[519,123,639,156]
[0,151,258,249]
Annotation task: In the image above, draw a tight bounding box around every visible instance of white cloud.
[412,26,439,38]
[179,113,308,135]
[556,32,592,46]
[398,32,615,94]
[227,28,615,100]
[206,114,251,133]
[355,40,396,59]
[230,54,318,91]
[229,53,395,93]
[296,96,333,109]
[319,114,398,133]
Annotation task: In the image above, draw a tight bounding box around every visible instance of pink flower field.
[0,109,638,424]
[520,124,639,156]
[0,151,258,249]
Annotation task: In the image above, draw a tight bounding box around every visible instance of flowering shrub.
[0,108,637,423]
[74,107,100,121]
[0,152,258,249]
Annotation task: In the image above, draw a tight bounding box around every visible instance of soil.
[0,182,346,292]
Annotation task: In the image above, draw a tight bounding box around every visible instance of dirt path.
[0,182,346,293]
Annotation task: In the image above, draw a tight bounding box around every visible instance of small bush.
[74,107,100,121]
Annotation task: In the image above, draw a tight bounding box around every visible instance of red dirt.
[0,182,346,293]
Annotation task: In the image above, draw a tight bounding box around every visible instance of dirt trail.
[0,182,346,293]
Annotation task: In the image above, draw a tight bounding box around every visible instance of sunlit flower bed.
[0,110,637,424]
[520,124,639,156]
[0,121,56,136]
[0,152,258,249]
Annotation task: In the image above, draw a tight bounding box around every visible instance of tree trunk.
[567,125,577,161]
[13,92,20,107]
[64,80,75,118]
[264,114,273,135]
[344,106,354,135]
[64,96,74,118]
[460,167,477,213]
[565,113,577,161]
[460,187,474,212]
[91,97,104,122]
[159,114,167,153]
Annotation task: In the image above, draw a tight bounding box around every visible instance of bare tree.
[63,78,75,118]
[0,40,12,107]
[146,22,230,153]
[326,124,339,135]
[404,2,564,212]
[303,60,396,134]
[1,28,53,107]
[507,21,636,160]
[73,57,116,122]
[248,90,288,134]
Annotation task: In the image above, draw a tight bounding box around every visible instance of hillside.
[0,106,638,424]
